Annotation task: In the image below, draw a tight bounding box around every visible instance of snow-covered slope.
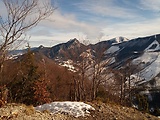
[132,36,160,85]
[105,34,160,85]
[105,45,120,54]
[133,52,160,83]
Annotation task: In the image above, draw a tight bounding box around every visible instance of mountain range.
[37,34,160,86]
[9,34,160,88]
[7,34,160,115]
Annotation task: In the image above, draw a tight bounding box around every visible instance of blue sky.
[1,0,160,47]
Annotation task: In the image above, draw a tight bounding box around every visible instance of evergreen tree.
[9,45,51,105]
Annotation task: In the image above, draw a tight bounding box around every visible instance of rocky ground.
[0,102,159,120]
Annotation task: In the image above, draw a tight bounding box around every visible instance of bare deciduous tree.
[0,0,55,82]
[76,52,91,101]
[0,0,54,50]
[73,45,114,101]
[90,51,113,100]
[113,59,142,105]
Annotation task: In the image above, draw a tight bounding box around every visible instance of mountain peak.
[38,45,44,49]
[68,38,79,44]
[66,38,82,49]
[115,36,128,42]
[113,36,128,43]
[110,36,128,44]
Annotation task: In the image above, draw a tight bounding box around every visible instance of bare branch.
[0,0,55,51]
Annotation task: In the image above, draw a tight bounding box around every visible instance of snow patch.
[133,52,158,64]
[105,46,120,54]
[145,40,160,52]
[109,57,116,64]
[7,53,23,60]
[35,101,95,117]
[154,77,160,86]
[80,49,94,58]
[59,60,77,72]
[133,51,138,53]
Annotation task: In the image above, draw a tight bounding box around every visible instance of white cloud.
[78,0,140,19]
[32,10,104,40]
[140,0,160,11]
[0,0,104,46]
[28,32,86,47]
[102,18,160,39]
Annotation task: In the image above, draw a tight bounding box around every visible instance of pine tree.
[9,45,51,105]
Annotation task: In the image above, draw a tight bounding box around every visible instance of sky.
[1,0,160,48]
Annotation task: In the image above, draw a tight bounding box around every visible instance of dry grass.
[24,105,35,115]
[0,103,159,120]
